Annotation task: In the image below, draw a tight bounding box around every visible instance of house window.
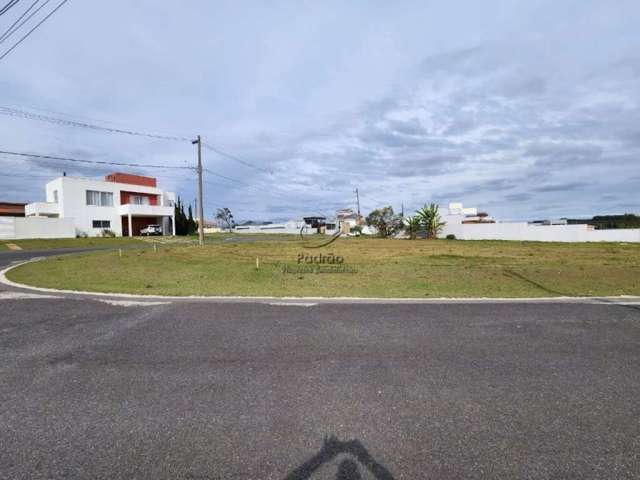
[53,190,58,203]
[92,220,110,228]
[86,190,114,206]
[130,195,150,205]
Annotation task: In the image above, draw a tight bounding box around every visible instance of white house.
[334,208,362,234]
[25,172,176,237]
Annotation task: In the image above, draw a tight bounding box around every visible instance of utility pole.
[354,188,361,222]
[192,135,205,246]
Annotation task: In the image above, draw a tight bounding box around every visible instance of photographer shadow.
[284,436,395,480]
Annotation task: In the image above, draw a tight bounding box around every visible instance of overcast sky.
[1,0,639,221]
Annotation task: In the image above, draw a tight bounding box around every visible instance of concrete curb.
[2,259,640,305]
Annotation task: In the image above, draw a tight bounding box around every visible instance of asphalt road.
[1,250,640,479]
[0,246,103,265]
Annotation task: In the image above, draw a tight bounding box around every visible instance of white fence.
[0,217,13,239]
[440,222,640,242]
[0,217,75,240]
[234,221,310,235]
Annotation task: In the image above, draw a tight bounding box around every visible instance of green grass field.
[6,237,640,298]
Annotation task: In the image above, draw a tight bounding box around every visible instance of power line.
[202,167,254,187]
[203,168,349,215]
[0,105,351,198]
[0,106,190,141]
[0,107,398,210]
[0,0,70,62]
[0,0,20,16]
[0,149,194,170]
[358,192,391,208]
[202,142,273,175]
[0,171,198,184]
[0,0,45,43]
[0,141,353,209]
[4,102,166,131]
[1,106,280,178]
[0,172,56,179]
[203,168,294,200]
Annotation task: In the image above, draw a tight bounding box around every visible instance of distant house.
[335,208,361,234]
[529,219,568,226]
[445,202,495,224]
[303,216,327,234]
[0,202,26,217]
[25,173,176,237]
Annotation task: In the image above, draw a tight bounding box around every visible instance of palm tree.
[403,215,422,240]
[416,203,446,239]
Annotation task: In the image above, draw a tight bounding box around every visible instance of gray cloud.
[533,182,590,193]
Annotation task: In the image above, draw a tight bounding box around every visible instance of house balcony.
[25,202,60,217]
[117,203,174,217]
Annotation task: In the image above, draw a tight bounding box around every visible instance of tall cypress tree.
[187,204,197,235]
[174,197,189,235]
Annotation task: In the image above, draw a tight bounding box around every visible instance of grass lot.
[6,237,640,297]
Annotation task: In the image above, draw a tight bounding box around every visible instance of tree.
[187,204,198,235]
[215,207,235,231]
[174,197,189,235]
[416,203,446,239]
[403,215,422,240]
[365,206,401,238]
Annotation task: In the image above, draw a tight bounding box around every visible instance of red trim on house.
[105,172,157,187]
[120,191,159,206]
[0,202,26,217]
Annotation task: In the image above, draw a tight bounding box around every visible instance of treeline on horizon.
[566,214,640,229]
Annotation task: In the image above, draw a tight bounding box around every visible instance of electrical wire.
[0,107,392,216]
[0,0,70,61]
[202,167,254,187]
[202,142,272,174]
[0,106,189,141]
[0,0,20,16]
[0,172,57,178]
[0,149,194,170]
[0,0,44,43]
[4,102,171,131]
[0,107,279,178]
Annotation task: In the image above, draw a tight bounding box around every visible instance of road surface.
[1,249,640,479]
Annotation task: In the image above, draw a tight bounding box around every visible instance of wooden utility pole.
[192,135,205,246]
[354,188,361,221]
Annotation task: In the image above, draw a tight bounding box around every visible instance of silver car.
[140,224,162,236]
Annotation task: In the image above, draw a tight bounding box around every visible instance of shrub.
[101,229,116,238]
[446,234,456,240]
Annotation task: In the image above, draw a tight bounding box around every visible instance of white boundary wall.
[0,217,75,239]
[0,217,13,239]
[441,222,640,242]
[234,220,310,235]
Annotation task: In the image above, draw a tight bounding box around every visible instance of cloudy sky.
[1,0,639,221]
